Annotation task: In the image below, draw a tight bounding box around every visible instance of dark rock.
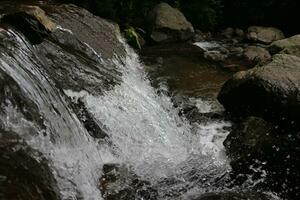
[1,5,56,44]
[43,4,126,60]
[0,131,60,200]
[218,54,300,128]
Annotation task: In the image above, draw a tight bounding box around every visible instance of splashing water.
[65,42,232,198]
[0,25,278,199]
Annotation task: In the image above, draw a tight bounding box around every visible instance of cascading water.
[0,24,233,199]
[0,4,282,199]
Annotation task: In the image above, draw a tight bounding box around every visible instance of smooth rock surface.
[247,26,285,44]
[243,46,271,64]
[218,54,300,127]
[269,34,300,57]
[149,3,194,43]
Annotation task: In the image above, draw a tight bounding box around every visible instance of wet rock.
[269,34,300,57]
[31,4,126,94]
[204,51,228,62]
[247,26,285,44]
[148,3,194,43]
[229,47,244,54]
[99,164,158,200]
[243,46,271,65]
[218,54,300,128]
[44,4,126,60]
[70,99,109,139]
[0,131,60,200]
[1,5,57,44]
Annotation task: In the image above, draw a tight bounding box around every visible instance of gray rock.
[204,51,228,62]
[247,26,285,44]
[243,46,271,64]
[218,54,300,126]
[269,34,300,57]
[149,3,194,43]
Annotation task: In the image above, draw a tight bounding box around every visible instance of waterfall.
[0,25,231,199]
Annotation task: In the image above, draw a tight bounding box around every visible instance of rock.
[235,28,244,37]
[204,51,228,62]
[247,26,285,44]
[1,6,57,44]
[230,47,244,54]
[243,46,271,64]
[222,27,234,38]
[45,4,126,60]
[218,54,300,127]
[0,131,60,200]
[149,3,194,43]
[269,34,300,57]
[19,5,57,32]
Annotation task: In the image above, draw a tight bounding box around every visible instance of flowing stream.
[0,16,281,199]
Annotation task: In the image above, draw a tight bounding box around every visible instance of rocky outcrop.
[218,54,300,127]
[0,2,129,199]
[148,3,194,43]
[247,26,285,44]
[1,5,57,44]
[269,34,300,57]
[0,131,60,200]
[243,46,271,64]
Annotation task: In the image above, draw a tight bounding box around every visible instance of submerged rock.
[149,3,194,43]
[218,54,300,128]
[247,26,285,44]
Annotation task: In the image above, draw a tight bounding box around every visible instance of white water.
[65,42,232,197]
[0,28,232,199]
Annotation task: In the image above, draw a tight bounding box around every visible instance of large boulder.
[269,34,300,57]
[218,54,300,127]
[243,46,271,64]
[247,26,285,44]
[148,3,194,43]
